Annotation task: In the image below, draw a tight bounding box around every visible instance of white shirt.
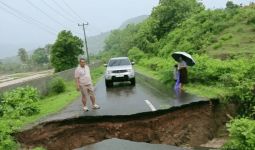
[178,61,187,70]
[75,65,92,85]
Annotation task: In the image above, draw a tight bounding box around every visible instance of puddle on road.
[15,101,236,150]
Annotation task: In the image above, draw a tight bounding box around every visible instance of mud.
[15,101,236,150]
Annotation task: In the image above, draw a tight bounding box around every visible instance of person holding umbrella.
[177,57,188,89]
[172,52,195,90]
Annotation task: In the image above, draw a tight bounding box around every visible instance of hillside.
[205,20,255,58]
[103,3,255,59]
[87,15,148,54]
[119,15,148,29]
[87,32,111,54]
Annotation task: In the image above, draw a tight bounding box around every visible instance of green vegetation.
[119,15,148,29]
[223,118,255,150]
[0,44,53,75]
[0,66,104,149]
[48,76,66,94]
[32,48,49,65]
[0,86,40,150]
[135,65,161,81]
[87,15,148,55]
[100,1,255,149]
[51,30,84,72]
[18,48,29,64]
[20,81,79,127]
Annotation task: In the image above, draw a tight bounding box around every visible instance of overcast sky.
[0,0,254,58]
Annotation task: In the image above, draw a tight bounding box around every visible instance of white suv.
[104,57,135,87]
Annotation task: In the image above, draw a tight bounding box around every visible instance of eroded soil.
[15,101,236,150]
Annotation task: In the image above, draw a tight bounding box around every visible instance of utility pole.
[78,22,90,64]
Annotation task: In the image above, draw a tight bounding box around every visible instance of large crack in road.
[15,101,236,150]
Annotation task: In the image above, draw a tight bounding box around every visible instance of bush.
[49,76,66,94]
[223,118,255,150]
[213,42,223,49]
[139,57,176,84]
[247,15,255,24]
[236,27,243,32]
[0,134,17,150]
[1,86,39,117]
[128,47,145,63]
[0,86,40,149]
[251,25,255,32]
[188,55,255,117]
[220,33,233,41]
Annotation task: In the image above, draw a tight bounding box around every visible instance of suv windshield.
[108,59,131,67]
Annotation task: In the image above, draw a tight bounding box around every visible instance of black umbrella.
[171,52,195,66]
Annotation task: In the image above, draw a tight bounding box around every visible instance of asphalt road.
[75,139,187,150]
[44,77,207,122]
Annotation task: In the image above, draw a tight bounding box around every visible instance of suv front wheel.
[105,80,113,88]
[130,78,136,86]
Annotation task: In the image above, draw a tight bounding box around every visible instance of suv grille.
[112,70,127,73]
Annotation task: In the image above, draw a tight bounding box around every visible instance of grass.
[20,81,79,127]
[185,84,232,99]
[206,23,255,57]
[135,65,161,80]
[135,64,231,99]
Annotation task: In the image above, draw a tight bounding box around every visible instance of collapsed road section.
[15,101,236,150]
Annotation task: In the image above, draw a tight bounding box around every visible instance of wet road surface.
[75,139,187,150]
[43,77,207,122]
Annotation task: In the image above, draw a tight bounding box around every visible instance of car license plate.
[116,74,124,77]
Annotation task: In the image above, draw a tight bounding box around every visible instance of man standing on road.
[75,58,100,111]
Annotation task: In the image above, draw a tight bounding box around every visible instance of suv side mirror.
[104,64,107,67]
[131,62,135,65]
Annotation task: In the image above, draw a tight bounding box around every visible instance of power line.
[26,0,63,27]
[41,0,77,24]
[26,0,83,36]
[50,0,85,34]
[62,0,84,22]
[0,1,56,33]
[52,0,79,22]
[40,0,83,35]
[0,1,56,32]
[0,4,30,24]
[0,1,56,35]
[61,0,103,34]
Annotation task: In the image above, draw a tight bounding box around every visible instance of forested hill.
[87,32,110,54]
[87,15,148,54]
[102,0,255,59]
[119,15,148,29]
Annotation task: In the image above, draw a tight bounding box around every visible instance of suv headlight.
[107,71,112,74]
[127,69,133,73]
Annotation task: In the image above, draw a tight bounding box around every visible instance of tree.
[226,1,239,9]
[18,48,29,64]
[44,44,53,56]
[51,30,84,72]
[32,48,49,65]
[104,24,139,55]
[150,0,204,39]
